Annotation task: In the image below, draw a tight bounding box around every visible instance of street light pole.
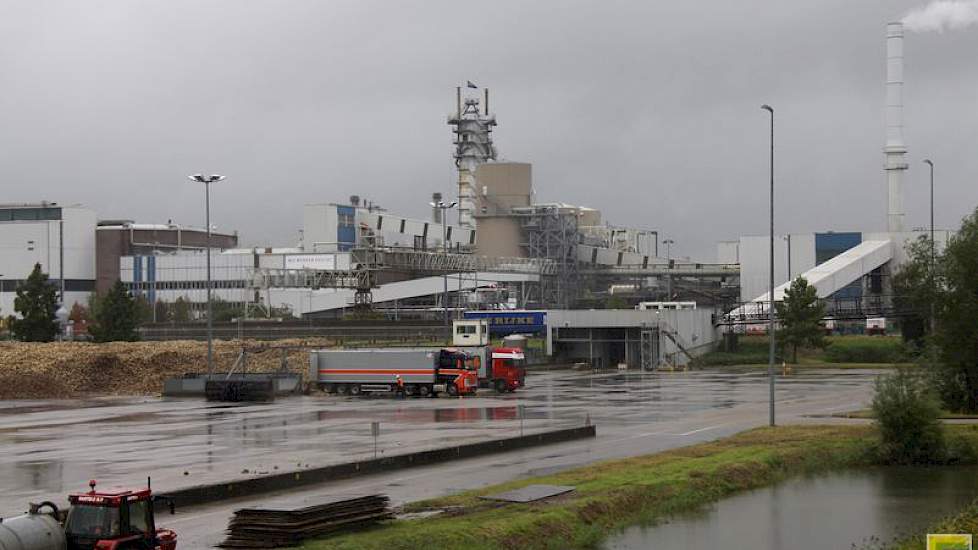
[785,234,792,281]
[662,239,675,299]
[762,104,775,427]
[429,200,457,327]
[189,174,226,376]
[923,159,935,333]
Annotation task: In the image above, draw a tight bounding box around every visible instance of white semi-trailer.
[310,348,479,397]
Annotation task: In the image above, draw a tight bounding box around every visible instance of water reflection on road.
[0,367,878,517]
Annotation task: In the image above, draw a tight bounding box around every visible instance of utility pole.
[663,239,675,299]
[430,200,457,326]
[189,174,226,376]
[923,159,936,334]
[762,104,776,427]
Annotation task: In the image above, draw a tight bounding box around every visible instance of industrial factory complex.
[0,23,956,370]
[6,0,978,546]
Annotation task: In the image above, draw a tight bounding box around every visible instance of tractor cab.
[435,349,480,395]
[490,348,526,391]
[66,481,176,550]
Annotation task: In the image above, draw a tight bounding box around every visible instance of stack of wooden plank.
[219,495,392,548]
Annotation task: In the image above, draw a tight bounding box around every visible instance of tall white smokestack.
[885,22,908,234]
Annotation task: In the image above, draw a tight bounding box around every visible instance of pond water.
[604,467,978,550]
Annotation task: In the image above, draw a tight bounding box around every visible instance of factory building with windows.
[0,203,97,316]
[0,201,238,317]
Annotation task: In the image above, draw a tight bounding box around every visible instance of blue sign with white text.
[463,310,547,335]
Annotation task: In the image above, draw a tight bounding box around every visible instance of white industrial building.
[303,200,476,254]
[725,230,951,308]
[119,247,539,318]
[0,203,97,315]
[721,23,955,325]
[120,249,347,316]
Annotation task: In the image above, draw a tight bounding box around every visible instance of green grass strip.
[304,425,878,550]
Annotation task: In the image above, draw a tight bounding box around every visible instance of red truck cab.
[490,348,526,392]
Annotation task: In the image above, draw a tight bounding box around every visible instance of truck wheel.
[494,379,507,393]
[324,384,336,394]
[350,385,362,396]
[337,384,350,395]
[404,385,416,397]
[447,384,459,397]
[418,385,431,397]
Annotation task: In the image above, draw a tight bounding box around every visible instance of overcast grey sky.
[1,0,976,260]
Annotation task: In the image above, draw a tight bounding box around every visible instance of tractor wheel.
[447,384,459,397]
[418,385,431,397]
[350,385,362,396]
[494,379,507,394]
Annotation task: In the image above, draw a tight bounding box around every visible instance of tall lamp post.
[430,200,457,326]
[761,104,775,427]
[783,234,792,281]
[923,159,935,333]
[189,173,226,376]
[662,239,675,299]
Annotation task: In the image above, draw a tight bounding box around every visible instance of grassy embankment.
[889,502,978,550]
[833,409,978,420]
[693,335,914,368]
[303,425,978,550]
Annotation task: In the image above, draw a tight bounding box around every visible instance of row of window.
[0,207,62,222]
[0,279,93,292]
[126,280,248,291]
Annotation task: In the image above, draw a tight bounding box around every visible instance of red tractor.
[65,481,177,550]
[0,480,177,550]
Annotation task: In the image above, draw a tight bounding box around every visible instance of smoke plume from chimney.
[903,0,978,32]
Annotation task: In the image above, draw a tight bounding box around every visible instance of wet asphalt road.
[0,367,878,547]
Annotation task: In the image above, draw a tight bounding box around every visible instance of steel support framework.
[513,205,580,308]
[250,248,553,293]
[377,249,555,275]
[251,268,371,291]
[720,294,921,326]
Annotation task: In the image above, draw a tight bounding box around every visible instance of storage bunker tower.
[448,85,497,228]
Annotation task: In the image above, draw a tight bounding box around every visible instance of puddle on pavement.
[604,466,978,550]
[0,400,115,416]
[266,406,548,425]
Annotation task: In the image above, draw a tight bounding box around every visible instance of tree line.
[3,263,290,343]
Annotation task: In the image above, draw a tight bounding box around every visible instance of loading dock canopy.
[545,309,717,370]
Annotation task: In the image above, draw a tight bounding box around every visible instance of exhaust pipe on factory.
[884,21,908,234]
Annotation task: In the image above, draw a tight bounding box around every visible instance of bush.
[872,368,946,464]
[694,351,771,366]
[692,336,774,366]
[824,336,912,364]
